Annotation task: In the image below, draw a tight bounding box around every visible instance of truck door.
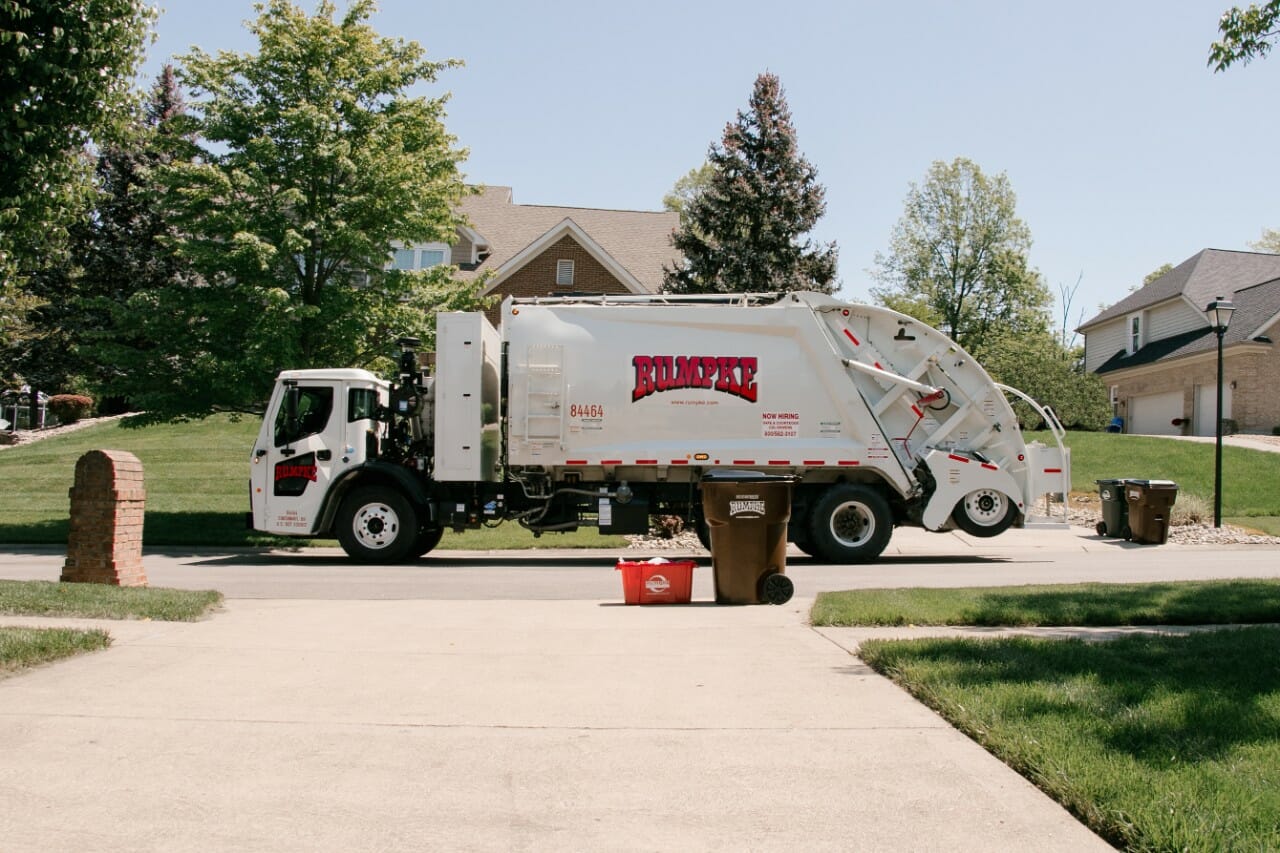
[251,380,344,535]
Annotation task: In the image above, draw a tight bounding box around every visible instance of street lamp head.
[1205,296,1236,332]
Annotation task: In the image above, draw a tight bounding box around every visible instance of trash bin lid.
[1095,478,1125,486]
[1123,479,1178,488]
[700,469,797,483]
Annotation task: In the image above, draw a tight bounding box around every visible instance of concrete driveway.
[2,529,1277,851]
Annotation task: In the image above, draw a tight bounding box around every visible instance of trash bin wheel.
[807,483,892,564]
[1095,521,1108,537]
[1121,525,1132,541]
[760,572,794,605]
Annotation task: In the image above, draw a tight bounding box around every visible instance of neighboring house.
[1078,249,1280,436]
[395,185,681,325]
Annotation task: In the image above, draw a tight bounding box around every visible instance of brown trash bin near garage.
[699,470,796,605]
[1124,479,1178,544]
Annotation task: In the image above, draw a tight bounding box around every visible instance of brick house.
[393,185,681,325]
[1078,249,1280,436]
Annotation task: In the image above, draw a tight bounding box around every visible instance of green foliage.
[46,394,93,423]
[1210,0,1280,70]
[872,158,1052,355]
[980,331,1110,430]
[0,0,155,313]
[664,73,838,295]
[1142,262,1174,285]
[1249,227,1280,253]
[662,162,713,225]
[7,66,196,406]
[116,0,470,420]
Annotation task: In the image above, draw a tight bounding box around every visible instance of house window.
[1128,314,1142,354]
[420,249,446,269]
[556,259,574,287]
[392,248,416,270]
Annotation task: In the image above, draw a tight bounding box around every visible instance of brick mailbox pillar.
[61,449,147,586]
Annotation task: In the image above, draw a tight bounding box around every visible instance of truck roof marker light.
[636,459,658,465]
[566,460,588,465]
[670,459,689,465]
[948,454,970,463]
[768,460,790,466]
[843,328,861,346]
[510,308,520,315]
[981,463,998,471]
[733,459,755,465]
[842,309,850,316]
[838,460,860,466]
[803,460,824,466]
[694,453,709,461]
[602,460,622,465]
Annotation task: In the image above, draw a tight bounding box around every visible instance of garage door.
[1128,391,1183,435]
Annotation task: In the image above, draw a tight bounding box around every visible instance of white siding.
[1147,300,1203,341]
[1084,319,1128,373]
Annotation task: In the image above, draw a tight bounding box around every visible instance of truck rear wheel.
[337,485,418,563]
[951,488,1017,537]
[808,484,892,563]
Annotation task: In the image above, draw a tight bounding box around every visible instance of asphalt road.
[3,524,1279,600]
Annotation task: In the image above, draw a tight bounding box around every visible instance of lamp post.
[1205,296,1236,528]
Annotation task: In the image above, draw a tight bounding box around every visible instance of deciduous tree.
[116,0,476,420]
[871,157,1051,355]
[1209,1,1280,70]
[664,73,837,294]
[0,0,154,317]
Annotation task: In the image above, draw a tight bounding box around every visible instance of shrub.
[1171,492,1211,527]
[46,395,94,425]
[649,515,685,539]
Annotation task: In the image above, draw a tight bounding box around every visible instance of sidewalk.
[0,597,1110,851]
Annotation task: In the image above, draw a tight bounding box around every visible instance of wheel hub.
[830,500,875,548]
[353,502,399,549]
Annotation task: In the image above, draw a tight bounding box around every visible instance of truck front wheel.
[951,488,1017,537]
[337,485,419,563]
[808,484,892,563]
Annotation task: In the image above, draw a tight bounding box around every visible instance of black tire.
[807,483,893,563]
[692,515,712,551]
[1095,521,1108,537]
[789,517,820,557]
[760,573,794,605]
[410,525,445,559]
[951,488,1018,538]
[1121,524,1132,541]
[336,485,418,563]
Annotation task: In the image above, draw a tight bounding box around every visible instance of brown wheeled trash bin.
[1124,479,1179,544]
[700,470,796,605]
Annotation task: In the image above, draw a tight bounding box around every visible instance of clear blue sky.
[140,0,1280,331]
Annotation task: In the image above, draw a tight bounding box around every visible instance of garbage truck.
[249,291,1070,563]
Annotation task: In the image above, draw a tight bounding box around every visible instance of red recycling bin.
[616,558,697,605]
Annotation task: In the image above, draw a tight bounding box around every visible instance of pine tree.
[664,73,838,295]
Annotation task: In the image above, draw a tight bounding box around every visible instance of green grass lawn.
[0,627,111,677]
[0,580,223,621]
[0,415,629,549]
[817,582,1280,849]
[811,579,1280,627]
[0,579,221,676]
[861,629,1280,850]
[1061,431,1280,518]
